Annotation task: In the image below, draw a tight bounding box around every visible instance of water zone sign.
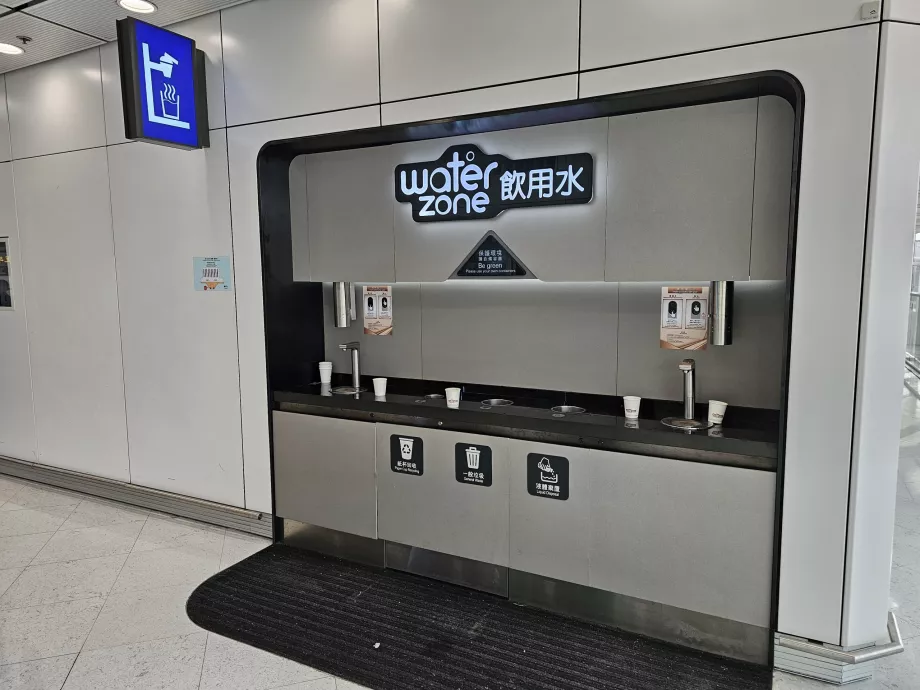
[395,144,593,222]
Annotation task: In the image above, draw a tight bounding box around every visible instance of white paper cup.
[623,396,641,419]
[446,387,461,409]
[318,361,333,384]
[373,378,387,396]
[708,400,728,425]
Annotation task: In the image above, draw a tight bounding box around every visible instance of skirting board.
[0,455,272,537]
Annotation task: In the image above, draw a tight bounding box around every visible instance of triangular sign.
[451,231,535,279]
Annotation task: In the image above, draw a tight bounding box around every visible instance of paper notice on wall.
[660,286,709,350]
[363,286,393,335]
[193,256,233,292]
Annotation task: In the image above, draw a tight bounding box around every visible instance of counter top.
[274,386,778,472]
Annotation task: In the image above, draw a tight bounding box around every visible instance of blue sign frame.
[116,18,209,150]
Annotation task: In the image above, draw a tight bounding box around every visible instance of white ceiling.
[0,0,250,74]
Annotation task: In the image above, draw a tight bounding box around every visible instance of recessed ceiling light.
[0,43,24,56]
[118,0,158,14]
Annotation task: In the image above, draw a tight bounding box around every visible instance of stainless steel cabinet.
[377,424,511,566]
[272,412,378,539]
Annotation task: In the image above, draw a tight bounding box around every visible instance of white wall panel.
[582,26,878,646]
[378,0,579,102]
[580,0,871,71]
[226,105,380,512]
[100,11,226,145]
[5,49,106,159]
[221,0,379,127]
[13,148,129,481]
[0,162,36,462]
[0,76,10,162]
[107,131,244,507]
[381,75,577,126]
[884,0,920,22]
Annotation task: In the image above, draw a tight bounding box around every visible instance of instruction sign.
[454,232,530,278]
[193,256,233,292]
[455,443,493,487]
[363,285,393,335]
[660,286,709,350]
[390,434,423,476]
[527,453,569,500]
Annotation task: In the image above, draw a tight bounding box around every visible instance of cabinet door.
[605,99,757,281]
[272,412,378,539]
[508,440,593,585]
[377,425,510,566]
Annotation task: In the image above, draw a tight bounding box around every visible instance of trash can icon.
[399,438,414,460]
[466,446,480,470]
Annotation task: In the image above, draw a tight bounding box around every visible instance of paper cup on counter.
[446,387,461,409]
[708,400,728,425]
[623,396,641,419]
[318,361,333,384]
[373,378,387,396]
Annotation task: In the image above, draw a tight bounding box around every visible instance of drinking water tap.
[338,342,361,391]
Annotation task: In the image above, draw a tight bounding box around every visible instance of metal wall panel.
[272,411,378,539]
[605,99,757,281]
[377,424,511,566]
[0,76,9,162]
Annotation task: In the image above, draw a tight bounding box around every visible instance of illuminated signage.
[116,18,209,149]
[395,144,593,222]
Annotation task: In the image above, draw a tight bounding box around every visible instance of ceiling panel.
[0,13,102,73]
[25,0,251,42]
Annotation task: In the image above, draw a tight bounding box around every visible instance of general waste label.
[526,453,569,500]
[455,443,493,487]
[390,435,424,476]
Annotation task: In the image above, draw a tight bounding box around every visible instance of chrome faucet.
[679,359,696,420]
[338,341,361,391]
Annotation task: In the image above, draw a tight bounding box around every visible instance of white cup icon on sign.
[399,438,414,461]
[161,83,180,121]
[466,447,480,470]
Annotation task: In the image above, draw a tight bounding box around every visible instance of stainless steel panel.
[616,281,785,408]
[605,99,757,281]
[509,569,770,665]
[305,142,396,283]
[589,451,775,627]
[377,424,510,566]
[272,412,378,539]
[751,95,795,280]
[393,119,609,282]
[283,519,385,567]
[420,281,618,395]
[385,541,508,597]
[508,440,592,585]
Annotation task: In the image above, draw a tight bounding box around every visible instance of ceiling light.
[0,43,24,56]
[118,0,158,14]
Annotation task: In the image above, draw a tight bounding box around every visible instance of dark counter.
[274,386,778,472]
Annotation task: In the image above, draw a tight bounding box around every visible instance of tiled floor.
[3,381,920,689]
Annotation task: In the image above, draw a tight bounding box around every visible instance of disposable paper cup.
[318,361,333,384]
[708,400,728,425]
[399,437,414,460]
[373,378,387,396]
[623,396,641,420]
[446,387,461,409]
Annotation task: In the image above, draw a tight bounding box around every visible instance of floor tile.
[111,545,221,593]
[0,506,75,538]
[132,516,225,555]
[199,633,327,690]
[57,499,148,531]
[272,679,338,690]
[0,597,104,664]
[82,582,200,652]
[62,632,206,690]
[0,532,55,569]
[0,568,22,599]
[220,532,270,570]
[33,522,144,565]
[0,555,127,610]
[0,654,77,690]
[0,485,82,512]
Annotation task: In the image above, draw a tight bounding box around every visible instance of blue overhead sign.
[116,18,209,149]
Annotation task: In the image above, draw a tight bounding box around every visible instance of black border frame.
[254,70,805,659]
[116,17,210,150]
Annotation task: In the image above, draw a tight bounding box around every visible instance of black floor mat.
[187,544,771,690]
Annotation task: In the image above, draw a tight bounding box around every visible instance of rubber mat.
[187,544,771,690]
